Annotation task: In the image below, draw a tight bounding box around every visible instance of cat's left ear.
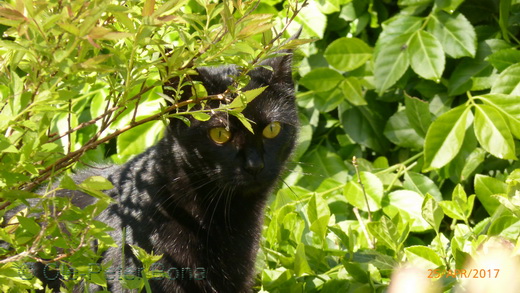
[261,28,301,85]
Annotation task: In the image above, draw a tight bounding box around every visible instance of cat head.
[162,54,298,196]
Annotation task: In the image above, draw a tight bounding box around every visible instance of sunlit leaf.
[340,77,366,106]
[408,30,445,82]
[486,48,520,71]
[299,68,344,92]
[344,171,383,212]
[473,104,516,160]
[384,190,431,232]
[422,194,444,232]
[424,105,471,171]
[324,37,372,72]
[404,172,442,202]
[374,33,412,94]
[491,63,520,95]
[295,1,326,38]
[427,11,476,58]
[478,93,520,139]
[404,246,443,269]
[474,174,506,215]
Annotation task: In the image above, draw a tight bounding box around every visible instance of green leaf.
[498,0,511,43]
[421,194,444,232]
[488,215,520,237]
[378,15,423,48]
[295,1,326,38]
[384,111,424,150]
[308,194,331,240]
[491,63,520,95]
[16,216,41,238]
[495,194,520,219]
[294,243,313,276]
[454,184,474,218]
[299,68,344,92]
[436,0,465,12]
[307,194,331,223]
[427,11,476,58]
[439,185,473,221]
[408,30,445,81]
[191,112,211,121]
[341,261,370,283]
[350,250,398,271]
[341,105,390,154]
[230,111,254,133]
[383,190,431,232]
[474,174,506,215]
[405,95,432,137]
[299,145,350,190]
[228,86,267,111]
[0,190,39,201]
[115,121,164,162]
[460,147,486,181]
[374,33,412,94]
[324,37,372,72]
[486,48,520,71]
[404,246,443,269]
[237,14,274,39]
[79,176,114,191]
[344,171,383,212]
[261,268,293,290]
[59,175,78,190]
[313,86,346,113]
[473,104,516,160]
[423,105,471,171]
[366,216,400,252]
[340,77,366,106]
[447,57,489,96]
[438,200,465,221]
[403,172,442,202]
[478,93,520,139]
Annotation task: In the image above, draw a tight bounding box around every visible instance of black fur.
[44,53,298,292]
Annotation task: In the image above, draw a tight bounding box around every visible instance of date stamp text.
[428,269,500,279]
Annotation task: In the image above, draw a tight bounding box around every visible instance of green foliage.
[257,0,520,292]
[2,0,520,292]
[0,0,306,290]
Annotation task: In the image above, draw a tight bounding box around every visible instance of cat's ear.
[261,28,301,85]
[259,55,292,85]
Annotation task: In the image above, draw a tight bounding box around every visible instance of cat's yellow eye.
[263,122,282,139]
[209,127,231,144]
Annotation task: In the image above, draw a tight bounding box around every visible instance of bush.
[257,0,520,292]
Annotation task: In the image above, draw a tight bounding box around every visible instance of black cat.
[35,50,299,292]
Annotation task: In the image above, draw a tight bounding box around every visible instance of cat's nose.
[244,150,264,176]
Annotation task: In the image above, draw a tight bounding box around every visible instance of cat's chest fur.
[94,144,268,292]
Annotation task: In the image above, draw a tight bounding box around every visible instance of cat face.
[164,56,298,195]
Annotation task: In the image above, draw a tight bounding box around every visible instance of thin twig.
[353,156,372,221]
[353,207,374,249]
